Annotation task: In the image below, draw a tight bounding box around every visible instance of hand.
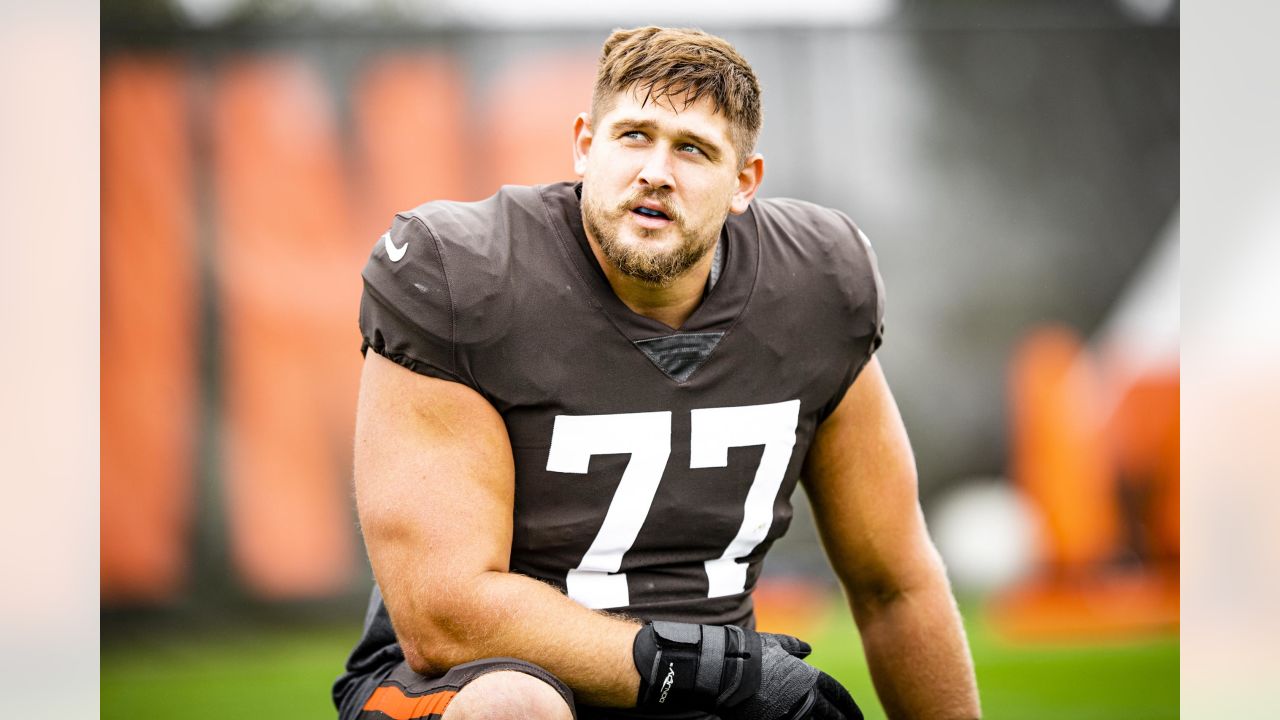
[632,621,862,720]
[731,632,863,720]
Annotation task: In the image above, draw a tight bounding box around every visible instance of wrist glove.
[633,621,862,720]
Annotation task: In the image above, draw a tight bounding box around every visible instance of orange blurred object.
[991,571,1179,640]
[1008,327,1121,572]
[997,325,1179,640]
[1106,371,1180,563]
[353,52,475,235]
[211,57,361,599]
[481,52,597,192]
[751,577,835,641]
[101,57,199,603]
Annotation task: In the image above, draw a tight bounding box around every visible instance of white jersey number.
[546,400,801,609]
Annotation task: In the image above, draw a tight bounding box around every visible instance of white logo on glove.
[659,662,676,704]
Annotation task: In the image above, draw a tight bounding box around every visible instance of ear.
[728,153,764,215]
[572,113,593,177]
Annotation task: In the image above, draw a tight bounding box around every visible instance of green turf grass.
[806,600,1179,719]
[102,622,361,720]
[102,602,1178,719]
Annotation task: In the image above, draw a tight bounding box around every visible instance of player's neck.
[590,241,717,331]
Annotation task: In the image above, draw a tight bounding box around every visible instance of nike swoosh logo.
[383,231,408,262]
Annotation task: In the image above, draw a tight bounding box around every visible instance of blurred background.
[100,0,1179,717]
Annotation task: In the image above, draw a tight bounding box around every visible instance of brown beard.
[581,187,719,286]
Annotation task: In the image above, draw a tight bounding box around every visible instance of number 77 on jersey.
[545,400,801,610]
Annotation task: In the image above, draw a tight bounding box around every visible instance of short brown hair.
[592,26,762,165]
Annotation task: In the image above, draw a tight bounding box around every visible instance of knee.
[441,670,573,720]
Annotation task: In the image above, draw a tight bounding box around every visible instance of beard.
[582,186,720,287]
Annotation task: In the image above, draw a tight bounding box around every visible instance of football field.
[102,600,1177,719]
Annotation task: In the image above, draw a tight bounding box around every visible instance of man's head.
[592,26,762,166]
[574,26,765,287]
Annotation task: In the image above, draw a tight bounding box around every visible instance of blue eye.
[679,143,704,155]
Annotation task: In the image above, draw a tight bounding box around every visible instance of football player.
[334,26,980,720]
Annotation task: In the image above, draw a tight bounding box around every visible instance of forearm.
[354,354,643,707]
[850,579,980,720]
[389,567,641,707]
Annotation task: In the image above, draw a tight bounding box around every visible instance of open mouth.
[632,206,671,221]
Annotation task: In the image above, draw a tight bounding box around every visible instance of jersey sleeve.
[843,212,886,357]
[358,212,473,388]
[818,210,886,420]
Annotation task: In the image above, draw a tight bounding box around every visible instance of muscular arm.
[354,351,641,706]
[802,357,981,719]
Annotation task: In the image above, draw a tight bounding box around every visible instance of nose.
[637,146,674,190]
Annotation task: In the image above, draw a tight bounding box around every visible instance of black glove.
[632,621,863,720]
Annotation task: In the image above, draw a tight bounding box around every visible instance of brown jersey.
[337,181,884,697]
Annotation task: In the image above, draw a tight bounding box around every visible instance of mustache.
[617,190,683,224]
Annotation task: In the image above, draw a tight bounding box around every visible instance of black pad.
[634,332,725,383]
